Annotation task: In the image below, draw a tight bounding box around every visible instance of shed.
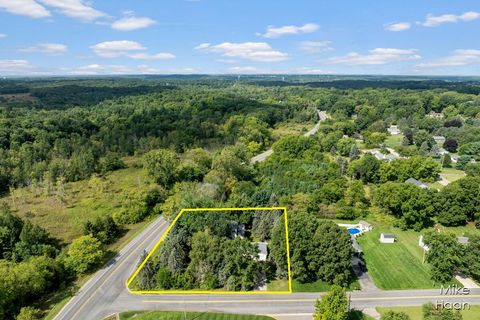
[457,236,470,245]
[380,233,395,244]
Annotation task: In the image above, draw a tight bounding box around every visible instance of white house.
[256,242,268,261]
[359,221,373,232]
[427,111,444,119]
[380,233,395,244]
[387,125,401,135]
[433,136,446,144]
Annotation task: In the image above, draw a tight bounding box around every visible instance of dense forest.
[1,77,480,318]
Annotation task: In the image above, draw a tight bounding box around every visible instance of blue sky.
[0,0,479,75]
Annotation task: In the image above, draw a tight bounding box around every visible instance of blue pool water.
[347,228,361,235]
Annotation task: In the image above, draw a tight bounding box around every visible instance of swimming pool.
[347,227,361,235]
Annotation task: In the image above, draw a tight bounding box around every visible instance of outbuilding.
[380,233,395,244]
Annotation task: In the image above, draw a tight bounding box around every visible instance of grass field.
[119,311,275,320]
[357,226,463,290]
[267,278,360,292]
[385,135,403,148]
[440,167,466,184]
[2,162,150,244]
[377,306,480,320]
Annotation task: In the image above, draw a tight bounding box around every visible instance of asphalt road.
[55,214,480,320]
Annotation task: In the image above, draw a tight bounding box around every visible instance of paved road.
[55,213,480,320]
[250,110,328,164]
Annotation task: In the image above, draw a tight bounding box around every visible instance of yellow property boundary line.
[126,207,293,294]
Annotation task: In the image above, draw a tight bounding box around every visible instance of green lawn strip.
[267,279,360,292]
[119,311,275,320]
[377,306,480,320]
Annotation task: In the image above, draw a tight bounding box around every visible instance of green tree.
[16,307,42,320]
[314,285,348,320]
[348,154,380,183]
[423,232,460,283]
[423,302,462,320]
[65,235,104,274]
[465,163,480,177]
[144,149,179,188]
[442,154,452,168]
[438,177,480,226]
[349,144,359,161]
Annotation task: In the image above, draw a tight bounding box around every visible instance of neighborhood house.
[256,242,268,261]
[405,178,429,189]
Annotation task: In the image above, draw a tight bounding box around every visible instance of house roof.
[457,236,469,244]
[405,178,429,189]
[381,233,395,239]
[257,242,268,255]
[359,220,372,227]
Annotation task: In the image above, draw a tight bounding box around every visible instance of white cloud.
[326,48,421,65]
[0,0,50,18]
[71,64,197,75]
[20,43,68,55]
[257,23,319,38]
[0,33,6,38]
[38,0,105,21]
[91,40,175,61]
[417,49,480,68]
[384,22,411,32]
[420,11,480,27]
[0,59,37,74]
[226,66,263,74]
[195,42,288,62]
[300,41,333,53]
[111,16,157,31]
[128,52,175,60]
[91,40,146,58]
[71,64,134,75]
[257,23,319,39]
[293,67,335,74]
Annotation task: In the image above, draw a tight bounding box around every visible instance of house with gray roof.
[405,178,430,189]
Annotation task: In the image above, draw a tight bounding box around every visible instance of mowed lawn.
[377,306,480,320]
[2,162,150,244]
[119,311,275,320]
[385,134,403,148]
[357,228,438,290]
[267,278,360,292]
